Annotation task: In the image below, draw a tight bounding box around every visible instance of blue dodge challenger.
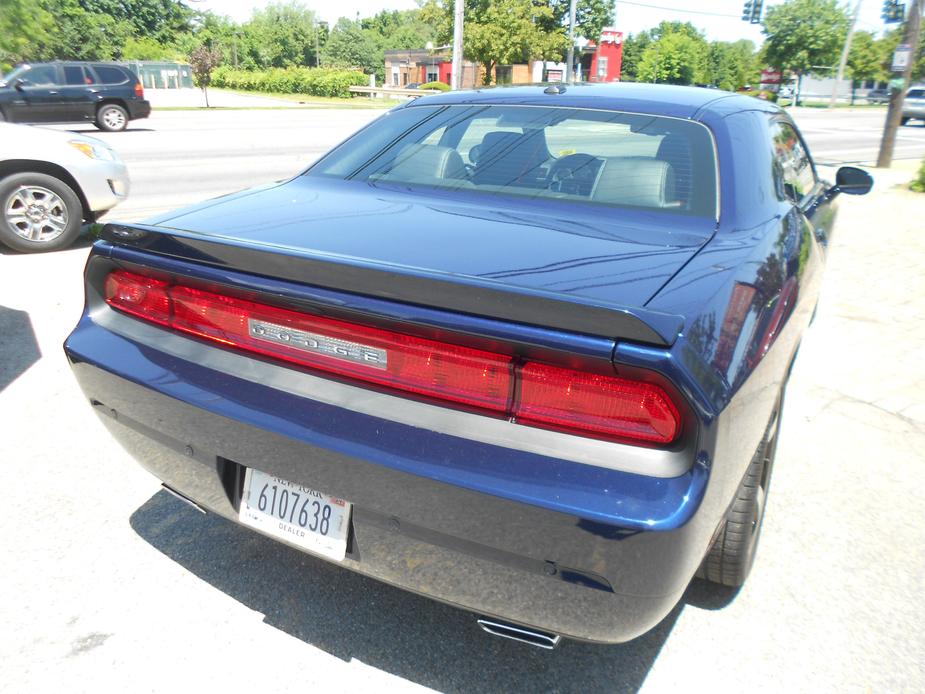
[65,84,872,647]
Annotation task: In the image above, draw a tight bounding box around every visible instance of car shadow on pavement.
[130,490,737,693]
[0,306,41,392]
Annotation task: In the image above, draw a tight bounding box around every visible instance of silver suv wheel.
[4,185,69,242]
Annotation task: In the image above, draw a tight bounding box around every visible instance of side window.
[770,121,816,202]
[93,66,128,84]
[63,66,94,85]
[22,65,58,86]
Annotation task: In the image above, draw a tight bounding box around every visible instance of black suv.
[0,61,151,132]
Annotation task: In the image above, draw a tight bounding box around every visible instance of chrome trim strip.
[94,309,693,478]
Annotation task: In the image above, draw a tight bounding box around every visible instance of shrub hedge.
[740,89,778,103]
[911,159,925,193]
[418,81,451,91]
[211,66,368,98]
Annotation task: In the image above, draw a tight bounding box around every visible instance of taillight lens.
[104,271,170,325]
[103,270,681,446]
[134,81,144,98]
[514,362,680,444]
[168,284,513,411]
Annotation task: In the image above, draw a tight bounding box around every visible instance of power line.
[614,0,743,18]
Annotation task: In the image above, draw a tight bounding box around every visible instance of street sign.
[892,43,912,72]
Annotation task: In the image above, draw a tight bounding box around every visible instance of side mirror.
[831,166,873,196]
[13,78,27,91]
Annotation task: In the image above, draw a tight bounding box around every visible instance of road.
[1,107,924,693]
[59,109,382,221]
[789,107,925,165]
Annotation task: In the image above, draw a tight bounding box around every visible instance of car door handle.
[48,90,59,95]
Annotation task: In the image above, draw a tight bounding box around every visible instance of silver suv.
[901,87,925,125]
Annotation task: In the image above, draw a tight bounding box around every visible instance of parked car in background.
[901,87,925,125]
[0,62,151,132]
[866,87,890,104]
[65,84,872,647]
[0,122,129,252]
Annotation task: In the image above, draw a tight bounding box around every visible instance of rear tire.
[0,172,83,253]
[696,403,781,587]
[95,103,129,132]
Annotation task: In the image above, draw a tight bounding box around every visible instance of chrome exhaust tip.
[476,618,561,650]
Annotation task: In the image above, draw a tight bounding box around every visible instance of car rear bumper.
[127,99,151,120]
[64,283,720,643]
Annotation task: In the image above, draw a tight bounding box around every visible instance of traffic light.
[881,0,905,23]
[742,0,763,24]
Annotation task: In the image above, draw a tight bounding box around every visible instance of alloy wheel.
[4,185,69,242]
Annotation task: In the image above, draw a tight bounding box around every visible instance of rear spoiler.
[100,223,684,347]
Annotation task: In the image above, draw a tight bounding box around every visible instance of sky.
[186,0,897,44]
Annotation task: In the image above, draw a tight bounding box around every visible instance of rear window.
[908,89,925,98]
[92,65,128,84]
[307,104,717,218]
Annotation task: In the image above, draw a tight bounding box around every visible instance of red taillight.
[513,362,680,444]
[104,271,170,325]
[168,284,513,411]
[103,270,681,446]
[134,81,144,98]
[105,271,512,411]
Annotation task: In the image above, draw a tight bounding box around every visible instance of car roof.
[404,82,780,120]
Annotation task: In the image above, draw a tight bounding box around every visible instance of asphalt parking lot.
[1,107,924,693]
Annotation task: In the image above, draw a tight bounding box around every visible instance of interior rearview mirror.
[833,166,873,196]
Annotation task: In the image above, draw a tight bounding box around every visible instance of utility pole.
[877,0,923,167]
[450,0,464,90]
[829,0,863,108]
[566,0,578,84]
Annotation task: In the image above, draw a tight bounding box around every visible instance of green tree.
[322,18,381,76]
[761,0,850,103]
[466,0,566,84]
[707,39,758,91]
[76,0,193,44]
[122,36,178,61]
[620,32,652,81]
[637,29,709,85]
[238,2,321,69]
[422,0,567,83]
[847,31,883,86]
[0,0,53,70]
[39,0,134,61]
[544,0,614,42]
[361,10,436,50]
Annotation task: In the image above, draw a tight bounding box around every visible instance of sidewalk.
[144,88,303,109]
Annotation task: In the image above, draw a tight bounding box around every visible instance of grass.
[210,88,404,109]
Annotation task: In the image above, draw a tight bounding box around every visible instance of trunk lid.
[110,178,712,345]
[148,177,714,308]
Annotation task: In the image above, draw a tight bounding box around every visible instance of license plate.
[239,468,351,561]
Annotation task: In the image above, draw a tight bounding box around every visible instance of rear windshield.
[307,104,717,217]
[908,89,925,98]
